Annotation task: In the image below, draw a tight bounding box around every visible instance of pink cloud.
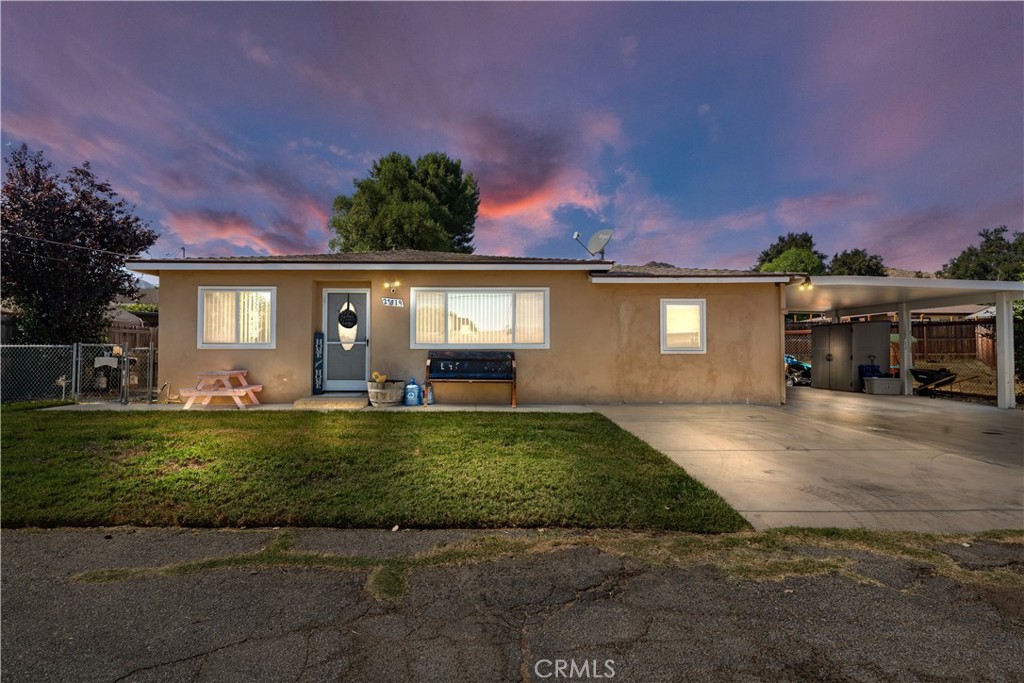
[797,4,1023,173]
[454,114,610,254]
[845,197,1023,273]
[775,193,878,231]
[605,166,767,265]
[166,208,324,256]
[475,168,608,255]
[580,111,626,152]
[619,35,639,68]
[235,31,277,67]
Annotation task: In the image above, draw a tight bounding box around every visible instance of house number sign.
[381,297,405,307]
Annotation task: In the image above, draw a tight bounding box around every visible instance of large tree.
[939,226,1024,281]
[328,152,479,253]
[759,247,826,275]
[828,248,887,276]
[939,226,1024,383]
[1,145,158,343]
[752,232,827,271]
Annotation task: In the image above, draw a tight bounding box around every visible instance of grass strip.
[73,528,1024,604]
[2,407,748,532]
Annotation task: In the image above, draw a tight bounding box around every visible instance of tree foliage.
[759,247,826,275]
[827,248,887,276]
[939,226,1024,383]
[1,145,158,343]
[328,152,479,253]
[939,226,1024,281]
[752,232,827,271]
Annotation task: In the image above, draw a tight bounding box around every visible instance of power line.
[0,230,137,258]
[2,248,80,266]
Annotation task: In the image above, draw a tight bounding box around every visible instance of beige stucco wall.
[157,268,785,406]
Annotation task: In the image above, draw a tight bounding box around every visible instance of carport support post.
[898,303,914,396]
[994,292,1016,409]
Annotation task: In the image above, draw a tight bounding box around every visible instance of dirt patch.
[156,458,207,475]
[934,539,1024,573]
[972,584,1024,621]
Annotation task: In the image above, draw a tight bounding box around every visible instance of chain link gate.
[76,343,157,403]
[0,343,157,404]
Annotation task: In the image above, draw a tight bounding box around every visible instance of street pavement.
[2,527,1022,682]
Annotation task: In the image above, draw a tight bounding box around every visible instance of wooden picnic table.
[179,370,263,409]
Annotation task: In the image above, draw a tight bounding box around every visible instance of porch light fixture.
[383,280,401,294]
[798,276,813,291]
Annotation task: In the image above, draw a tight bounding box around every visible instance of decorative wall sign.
[338,294,358,351]
[312,331,324,394]
[381,297,405,307]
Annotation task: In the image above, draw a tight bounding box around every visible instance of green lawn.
[0,404,749,532]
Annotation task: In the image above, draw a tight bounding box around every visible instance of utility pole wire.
[2,248,81,266]
[0,230,143,258]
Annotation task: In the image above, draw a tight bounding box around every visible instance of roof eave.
[590,274,797,284]
[127,260,615,276]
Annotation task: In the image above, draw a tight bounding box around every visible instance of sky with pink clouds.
[2,2,1021,271]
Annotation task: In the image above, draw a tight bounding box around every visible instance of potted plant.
[368,371,404,406]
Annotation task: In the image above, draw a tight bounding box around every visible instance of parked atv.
[785,354,812,387]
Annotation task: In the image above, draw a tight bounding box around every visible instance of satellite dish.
[573,228,614,259]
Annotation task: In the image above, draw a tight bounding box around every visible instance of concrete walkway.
[594,389,1023,532]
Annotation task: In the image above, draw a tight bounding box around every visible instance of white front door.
[323,289,370,391]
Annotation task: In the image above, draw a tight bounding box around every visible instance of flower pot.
[367,380,405,406]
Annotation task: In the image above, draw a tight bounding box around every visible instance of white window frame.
[410,287,550,349]
[660,298,706,354]
[197,286,277,349]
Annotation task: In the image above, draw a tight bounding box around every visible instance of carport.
[785,276,1024,408]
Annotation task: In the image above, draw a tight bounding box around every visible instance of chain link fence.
[0,345,76,403]
[0,343,157,404]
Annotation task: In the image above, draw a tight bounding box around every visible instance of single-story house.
[128,251,799,406]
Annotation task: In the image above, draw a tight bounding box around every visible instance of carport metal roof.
[785,276,1023,317]
[784,275,1023,409]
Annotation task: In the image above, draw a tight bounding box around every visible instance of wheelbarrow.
[909,367,957,397]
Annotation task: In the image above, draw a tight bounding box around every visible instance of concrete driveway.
[593,389,1023,532]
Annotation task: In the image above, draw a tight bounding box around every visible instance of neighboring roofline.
[127,260,614,275]
[590,274,796,284]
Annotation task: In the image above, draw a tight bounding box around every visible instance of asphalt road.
[2,527,1021,682]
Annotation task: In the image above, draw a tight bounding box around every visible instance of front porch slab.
[293,393,368,411]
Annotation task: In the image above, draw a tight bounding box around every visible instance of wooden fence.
[911,320,994,367]
[107,324,158,350]
[786,320,996,368]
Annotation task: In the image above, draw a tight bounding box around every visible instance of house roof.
[127,249,613,274]
[604,264,803,278]
[128,250,807,283]
[589,263,800,284]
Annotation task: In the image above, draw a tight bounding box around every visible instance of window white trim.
[197,286,277,349]
[660,298,706,354]
[410,287,550,349]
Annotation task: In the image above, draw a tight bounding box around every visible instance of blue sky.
[2,2,1021,271]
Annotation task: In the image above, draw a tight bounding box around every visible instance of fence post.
[71,343,79,400]
[148,340,155,403]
